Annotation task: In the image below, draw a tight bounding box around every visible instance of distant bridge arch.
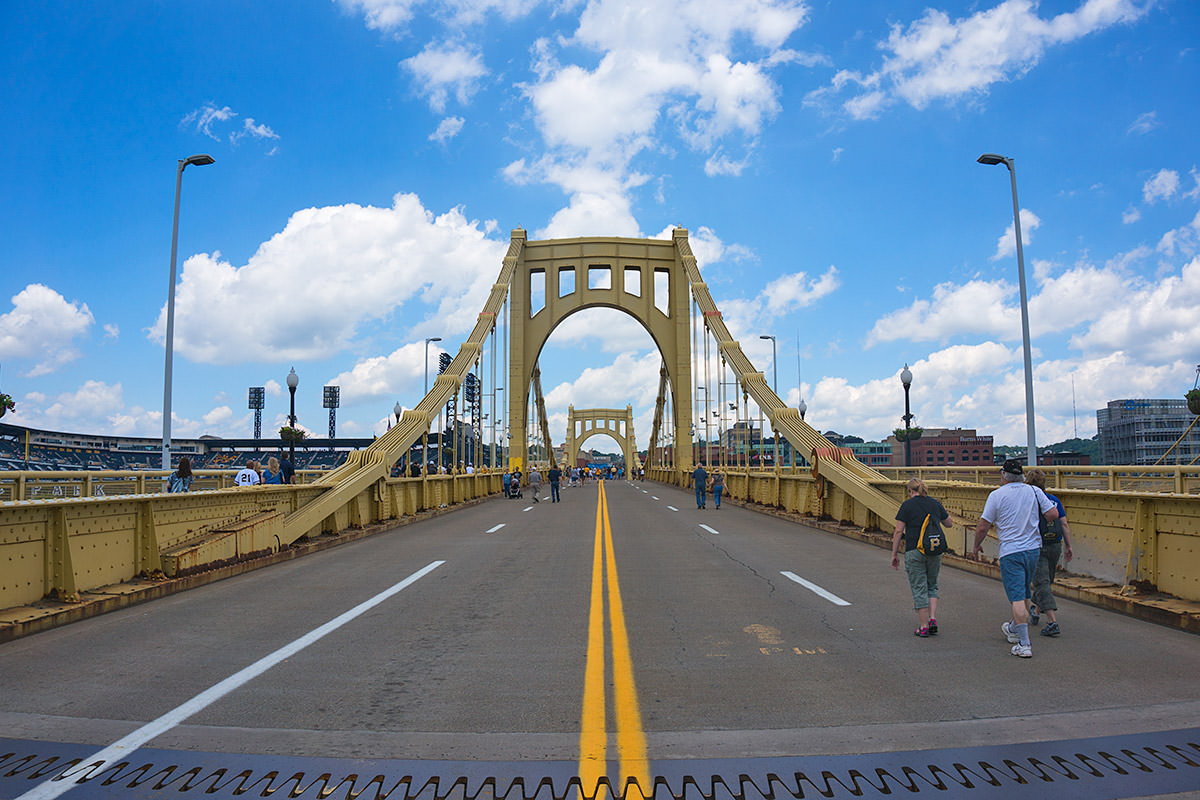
[563,405,638,472]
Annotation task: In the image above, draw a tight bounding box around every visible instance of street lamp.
[286,367,299,464]
[978,152,1037,467]
[394,401,402,425]
[423,337,442,474]
[161,153,215,472]
[900,364,913,468]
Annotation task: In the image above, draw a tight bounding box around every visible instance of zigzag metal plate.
[2,729,1198,800]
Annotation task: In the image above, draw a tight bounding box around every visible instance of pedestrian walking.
[548,465,562,502]
[691,463,708,509]
[711,469,725,509]
[1025,468,1074,637]
[528,466,542,503]
[971,459,1060,658]
[891,478,950,637]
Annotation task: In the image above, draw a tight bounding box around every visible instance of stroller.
[508,471,523,499]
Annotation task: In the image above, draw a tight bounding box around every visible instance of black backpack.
[916,513,948,556]
[1039,512,1064,543]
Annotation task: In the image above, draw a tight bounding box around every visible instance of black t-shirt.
[548,468,561,483]
[896,495,950,550]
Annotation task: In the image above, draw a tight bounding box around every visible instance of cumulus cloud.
[0,284,95,377]
[513,0,815,235]
[430,116,465,143]
[1143,168,1180,203]
[147,193,507,365]
[403,42,488,112]
[811,0,1149,119]
[337,0,535,32]
[991,208,1041,261]
[8,379,247,439]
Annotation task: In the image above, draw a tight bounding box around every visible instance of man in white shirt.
[972,459,1059,658]
[233,459,260,487]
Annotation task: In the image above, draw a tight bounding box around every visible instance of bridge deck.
[2,480,1198,799]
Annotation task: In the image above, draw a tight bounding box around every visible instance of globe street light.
[161,154,215,472]
[423,337,442,474]
[394,401,402,425]
[900,364,913,468]
[285,367,300,465]
[978,152,1037,467]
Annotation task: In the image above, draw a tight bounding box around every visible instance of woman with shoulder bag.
[891,478,951,638]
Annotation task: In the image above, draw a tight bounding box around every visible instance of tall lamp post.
[161,153,215,472]
[978,152,1037,467]
[286,367,299,465]
[900,364,913,468]
[760,334,778,470]
[423,337,441,473]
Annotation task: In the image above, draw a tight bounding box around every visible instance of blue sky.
[2,0,1198,453]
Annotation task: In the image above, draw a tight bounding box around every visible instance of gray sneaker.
[1040,621,1061,637]
[1001,621,1020,643]
[1011,643,1033,658]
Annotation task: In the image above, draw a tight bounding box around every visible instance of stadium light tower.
[161,153,214,472]
[248,386,265,439]
[978,152,1037,466]
[323,385,340,448]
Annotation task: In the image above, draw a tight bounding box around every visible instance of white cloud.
[814,0,1149,119]
[403,42,488,112]
[147,193,506,365]
[1127,110,1159,135]
[181,103,280,150]
[1122,206,1141,224]
[991,208,1041,261]
[181,104,235,140]
[337,0,536,32]
[0,284,95,377]
[1143,168,1180,203]
[514,0,814,235]
[430,116,465,143]
[1071,255,1200,361]
[327,341,434,403]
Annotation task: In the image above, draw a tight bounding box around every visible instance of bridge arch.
[563,405,639,473]
[508,233,692,472]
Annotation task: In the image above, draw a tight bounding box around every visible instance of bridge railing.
[647,465,1200,603]
[875,465,1200,495]
[0,472,501,611]
[0,469,330,502]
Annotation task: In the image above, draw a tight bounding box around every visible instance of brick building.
[889,427,994,467]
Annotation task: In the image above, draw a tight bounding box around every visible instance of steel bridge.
[2,229,1200,799]
[1,229,1199,615]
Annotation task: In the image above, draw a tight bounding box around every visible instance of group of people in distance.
[893,458,1073,658]
[164,453,297,493]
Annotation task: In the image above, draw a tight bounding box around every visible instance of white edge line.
[780,570,851,606]
[15,560,446,800]
[486,523,505,533]
[699,524,720,535]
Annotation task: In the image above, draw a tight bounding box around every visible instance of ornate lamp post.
[394,401,402,425]
[900,364,913,468]
[760,334,778,471]
[286,367,299,464]
[161,153,214,472]
[978,152,1037,467]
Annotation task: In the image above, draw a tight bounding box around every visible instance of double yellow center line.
[579,480,650,796]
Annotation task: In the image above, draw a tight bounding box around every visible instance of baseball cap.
[1002,458,1024,475]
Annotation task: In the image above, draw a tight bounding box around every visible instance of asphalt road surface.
[2,479,1198,799]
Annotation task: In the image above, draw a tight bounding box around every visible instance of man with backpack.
[891,478,950,638]
[971,459,1060,658]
